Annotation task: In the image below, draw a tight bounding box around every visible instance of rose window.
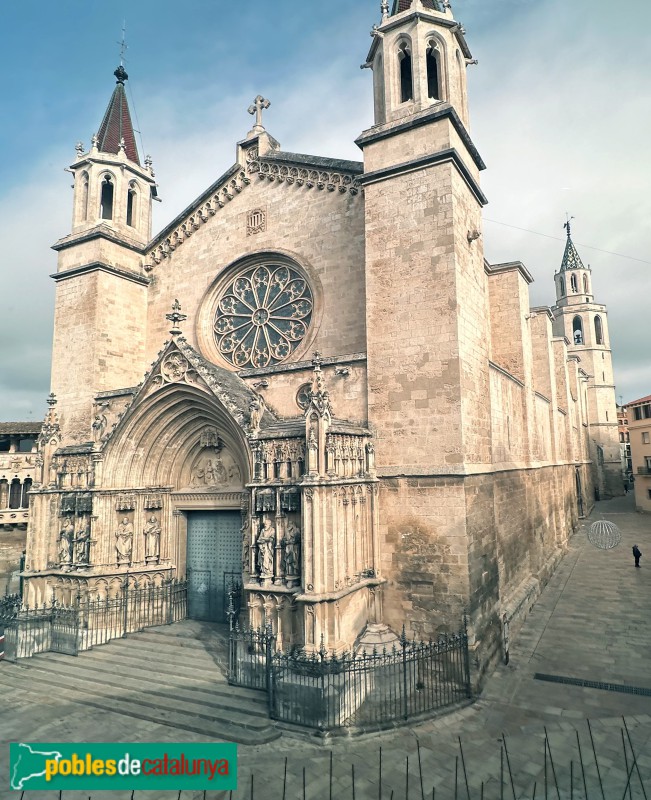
[214,264,313,368]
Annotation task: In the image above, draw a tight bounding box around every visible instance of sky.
[1,0,650,422]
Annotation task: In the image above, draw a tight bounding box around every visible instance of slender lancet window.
[399,43,413,103]
[570,273,578,293]
[126,183,137,227]
[559,277,565,297]
[100,175,114,220]
[583,274,589,294]
[426,42,441,100]
[573,315,584,345]
[594,315,603,345]
[80,172,89,221]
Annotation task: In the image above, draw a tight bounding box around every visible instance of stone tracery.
[214,264,314,369]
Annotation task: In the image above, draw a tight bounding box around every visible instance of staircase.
[0,621,280,744]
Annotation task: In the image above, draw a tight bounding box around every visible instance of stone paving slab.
[2,495,651,798]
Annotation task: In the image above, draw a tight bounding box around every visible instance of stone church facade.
[21,0,620,683]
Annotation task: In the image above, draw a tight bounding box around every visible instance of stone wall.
[0,529,25,594]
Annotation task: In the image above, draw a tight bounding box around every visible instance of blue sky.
[1,0,650,420]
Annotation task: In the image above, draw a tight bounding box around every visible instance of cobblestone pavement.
[1,495,650,798]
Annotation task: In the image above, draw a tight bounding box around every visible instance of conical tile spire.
[96,66,140,165]
[560,219,586,272]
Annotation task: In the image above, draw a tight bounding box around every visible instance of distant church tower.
[551,221,622,497]
[50,65,158,441]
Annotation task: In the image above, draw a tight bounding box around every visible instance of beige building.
[627,394,651,512]
[0,422,41,593]
[20,0,620,684]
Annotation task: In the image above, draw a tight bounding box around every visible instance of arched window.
[572,315,584,345]
[21,477,32,509]
[594,315,603,345]
[374,54,386,124]
[570,273,578,293]
[0,479,8,509]
[100,174,114,220]
[426,41,441,100]
[9,478,21,510]
[582,274,589,294]
[80,171,89,221]
[559,277,565,296]
[398,43,413,103]
[126,182,138,227]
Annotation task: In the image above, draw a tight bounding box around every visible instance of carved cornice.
[248,154,361,196]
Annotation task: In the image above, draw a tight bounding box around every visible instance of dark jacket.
[633,546,642,558]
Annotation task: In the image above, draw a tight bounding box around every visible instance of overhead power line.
[483,218,651,265]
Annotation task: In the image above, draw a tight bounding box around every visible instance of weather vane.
[563,213,575,237]
[117,21,128,66]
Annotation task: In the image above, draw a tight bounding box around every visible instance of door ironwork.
[186,511,242,622]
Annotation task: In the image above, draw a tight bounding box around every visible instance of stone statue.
[115,516,134,566]
[91,413,107,442]
[249,394,265,432]
[256,518,275,578]
[74,522,91,566]
[59,518,75,566]
[228,463,242,485]
[190,463,206,487]
[144,515,161,563]
[283,521,301,578]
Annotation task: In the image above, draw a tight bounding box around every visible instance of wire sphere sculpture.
[588,520,622,550]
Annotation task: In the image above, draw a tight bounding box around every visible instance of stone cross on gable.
[166,299,187,336]
[248,95,271,134]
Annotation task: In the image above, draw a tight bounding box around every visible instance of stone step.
[126,628,221,651]
[0,666,279,745]
[77,641,228,681]
[24,650,267,711]
[21,658,272,731]
[42,646,225,688]
[93,635,226,671]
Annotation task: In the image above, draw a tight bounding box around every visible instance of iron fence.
[227,624,471,732]
[270,629,471,731]
[0,579,187,661]
[228,625,275,691]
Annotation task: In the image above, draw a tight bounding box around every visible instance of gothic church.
[22,0,621,683]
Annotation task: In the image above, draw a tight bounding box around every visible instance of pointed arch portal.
[103,383,252,621]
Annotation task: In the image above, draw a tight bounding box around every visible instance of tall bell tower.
[50,65,157,442]
[551,221,623,498]
[357,0,491,636]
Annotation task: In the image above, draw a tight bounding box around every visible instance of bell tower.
[50,66,157,442]
[358,0,491,637]
[369,0,472,127]
[551,221,623,498]
[69,65,157,244]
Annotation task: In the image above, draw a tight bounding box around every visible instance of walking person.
[633,544,642,568]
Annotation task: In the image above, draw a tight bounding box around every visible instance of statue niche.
[185,429,244,492]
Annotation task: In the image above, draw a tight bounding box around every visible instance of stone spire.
[96,65,140,164]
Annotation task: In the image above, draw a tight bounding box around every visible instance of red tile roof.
[626,394,651,407]
[97,69,140,165]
